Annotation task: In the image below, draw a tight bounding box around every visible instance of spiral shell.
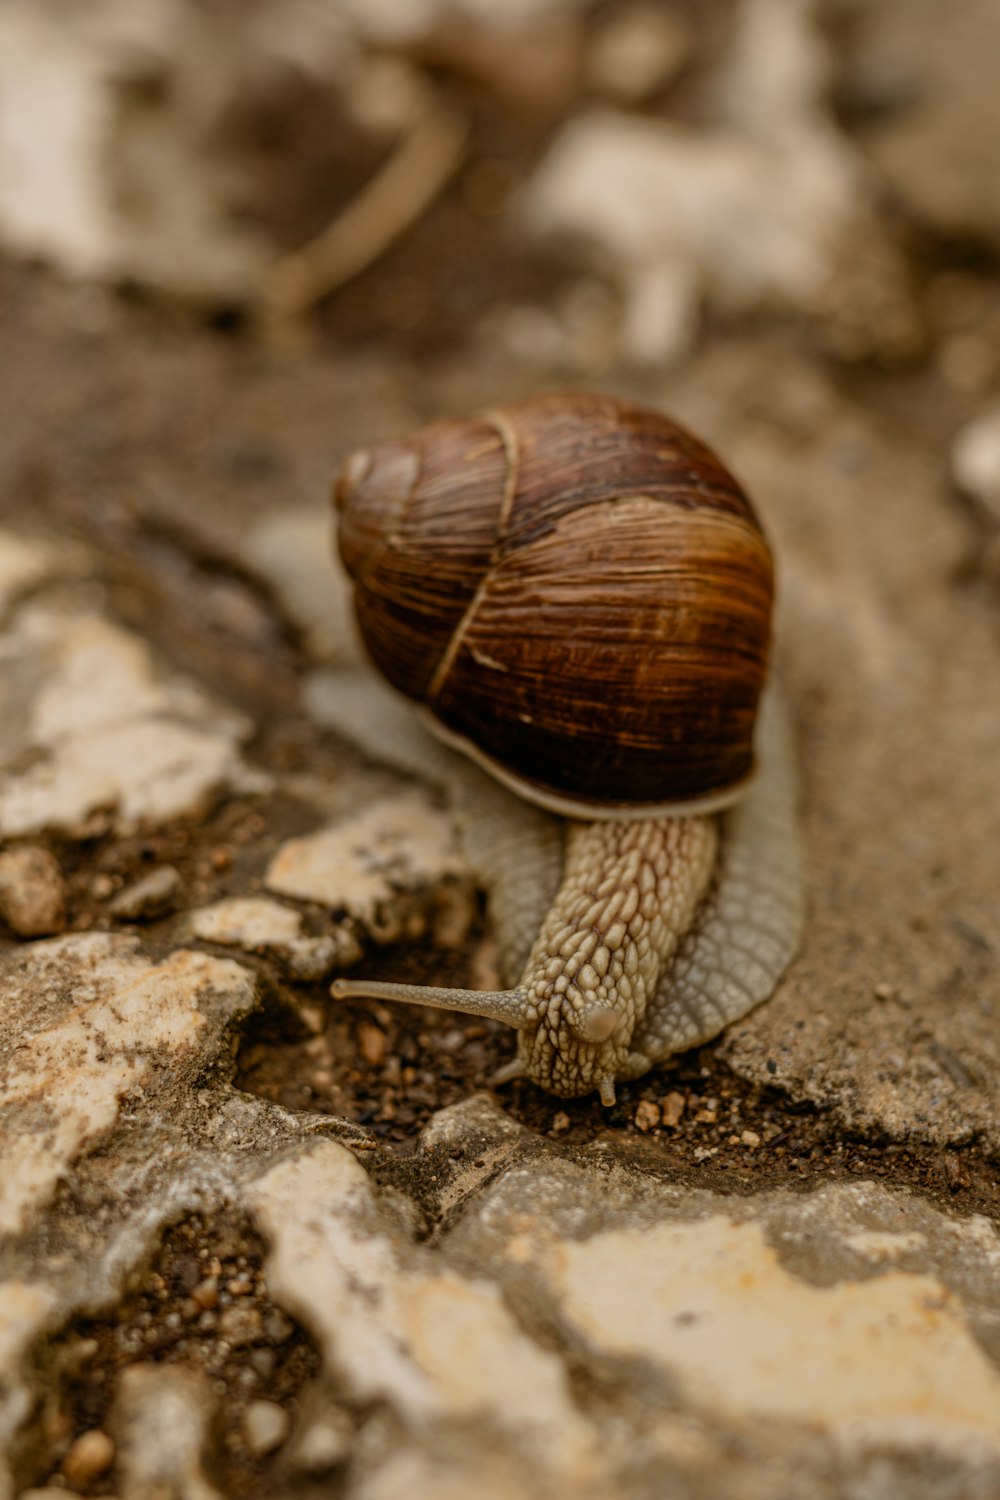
[334,392,773,817]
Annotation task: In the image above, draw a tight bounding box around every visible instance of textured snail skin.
[504,815,719,1097]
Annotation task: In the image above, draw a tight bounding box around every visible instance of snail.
[321,393,802,1103]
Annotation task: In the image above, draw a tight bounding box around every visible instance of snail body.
[327,394,801,1102]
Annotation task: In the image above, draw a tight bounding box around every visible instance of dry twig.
[262,99,467,320]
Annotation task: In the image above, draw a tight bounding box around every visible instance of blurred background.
[1,0,999,764]
[1,0,997,538]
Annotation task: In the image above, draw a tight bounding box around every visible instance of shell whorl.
[335,393,773,815]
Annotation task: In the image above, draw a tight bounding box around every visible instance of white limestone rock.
[240,508,361,664]
[108,865,184,922]
[183,896,362,980]
[522,107,861,365]
[0,530,61,618]
[444,1160,1000,1480]
[265,790,469,944]
[0,926,362,1499]
[242,1399,290,1459]
[521,0,909,365]
[0,0,267,298]
[245,1142,596,1477]
[587,5,692,103]
[0,602,265,838]
[113,1363,221,1500]
[0,933,258,1241]
[0,846,67,937]
[952,403,1000,523]
[544,1215,1000,1453]
[335,0,590,46]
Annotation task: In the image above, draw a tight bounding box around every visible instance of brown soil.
[21,1213,322,1500]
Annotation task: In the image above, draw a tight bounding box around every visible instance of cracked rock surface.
[2,1,1000,1496]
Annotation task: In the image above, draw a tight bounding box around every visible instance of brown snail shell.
[334,392,773,818]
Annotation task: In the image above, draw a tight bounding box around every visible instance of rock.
[546,1216,1000,1449]
[441,1158,1000,1491]
[245,1142,595,1475]
[699,397,1000,1153]
[19,1490,91,1500]
[952,404,1000,522]
[354,1446,531,1500]
[0,846,67,936]
[284,1391,353,1475]
[521,0,913,365]
[0,603,265,839]
[661,1091,686,1128]
[235,1133,1000,1499]
[242,1399,290,1459]
[0,530,60,618]
[417,1093,529,1150]
[240,509,361,664]
[0,933,257,1239]
[182,896,361,980]
[587,4,691,103]
[522,106,868,365]
[0,4,267,298]
[357,1023,387,1067]
[850,0,1000,245]
[112,1363,221,1500]
[217,1303,263,1347]
[261,1308,295,1345]
[336,0,591,48]
[265,791,468,942]
[109,865,184,922]
[0,1280,57,1457]
[191,1275,218,1310]
[61,1427,115,1487]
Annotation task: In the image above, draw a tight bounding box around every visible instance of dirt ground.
[3,0,1000,1495]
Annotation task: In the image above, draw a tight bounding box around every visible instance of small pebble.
[741,1130,762,1149]
[0,846,67,937]
[285,1406,353,1476]
[437,1027,467,1055]
[218,1304,263,1346]
[262,1308,295,1344]
[431,882,477,949]
[61,1428,115,1487]
[952,403,1000,522]
[634,1099,661,1132]
[551,1111,571,1134]
[243,1399,290,1459]
[660,1090,686,1128]
[109,865,184,921]
[357,1023,387,1067]
[191,1275,219,1309]
[249,1347,276,1380]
